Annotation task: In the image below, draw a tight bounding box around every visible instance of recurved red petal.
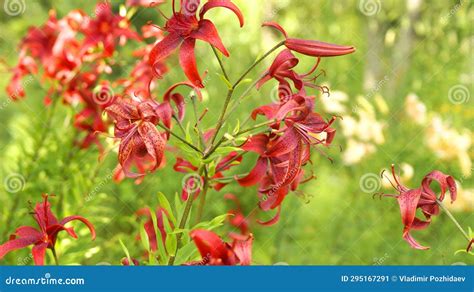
[174,157,198,173]
[262,21,288,38]
[403,231,429,250]
[59,215,96,240]
[179,38,203,87]
[192,19,229,56]
[149,33,182,74]
[257,205,281,226]
[421,170,457,203]
[236,157,267,187]
[199,0,244,27]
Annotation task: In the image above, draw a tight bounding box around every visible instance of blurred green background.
[0,0,472,265]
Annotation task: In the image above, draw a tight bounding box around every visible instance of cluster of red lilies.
[1,0,470,266]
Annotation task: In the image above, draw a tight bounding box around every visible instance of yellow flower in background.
[321,89,388,165]
[446,182,474,213]
[405,93,427,125]
[320,90,348,114]
[426,116,472,177]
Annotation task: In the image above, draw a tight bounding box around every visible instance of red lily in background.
[148,0,244,87]
[136,207,174,252]
[186,229,252,265]
[263,22,355,57]
[381,165,457,250]
[0,194,95,265]
[225,193,250,236]
[82,2,140,57]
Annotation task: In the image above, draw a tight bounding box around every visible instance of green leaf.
[174,241,199,265]
[214,146,241,155]
[139,223,150,252]
[193,214,229,231]
[218,73,233,89]
[208,161,216,178]
[119,239,134,266]
[157,192,176,226]
[150,208,167,263]
[233,119,241,135]
[165,233,177,256]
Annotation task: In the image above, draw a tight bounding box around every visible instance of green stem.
[437,199,470,241]
[211,45,230,81]
[172,114,187,136]
[204,119,277,159]
[208,88,234,146]
[168,169,209,265]
[195,169,210,224]
[51,247,59,265]
[206,41,285,149]
[157,123,201,154]
[232,41,285,89]
[191,95,206,149]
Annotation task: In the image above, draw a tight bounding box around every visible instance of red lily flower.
[148,0,244,87]
[263,22,355,57]
[257,49,327,101]
[186,229,252,265]
[6,52,37,100]
[105,97,171,178]
[382,165,457,250]
[0,194,95,265]
[235,133,311,225]
[82,2,140,57]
